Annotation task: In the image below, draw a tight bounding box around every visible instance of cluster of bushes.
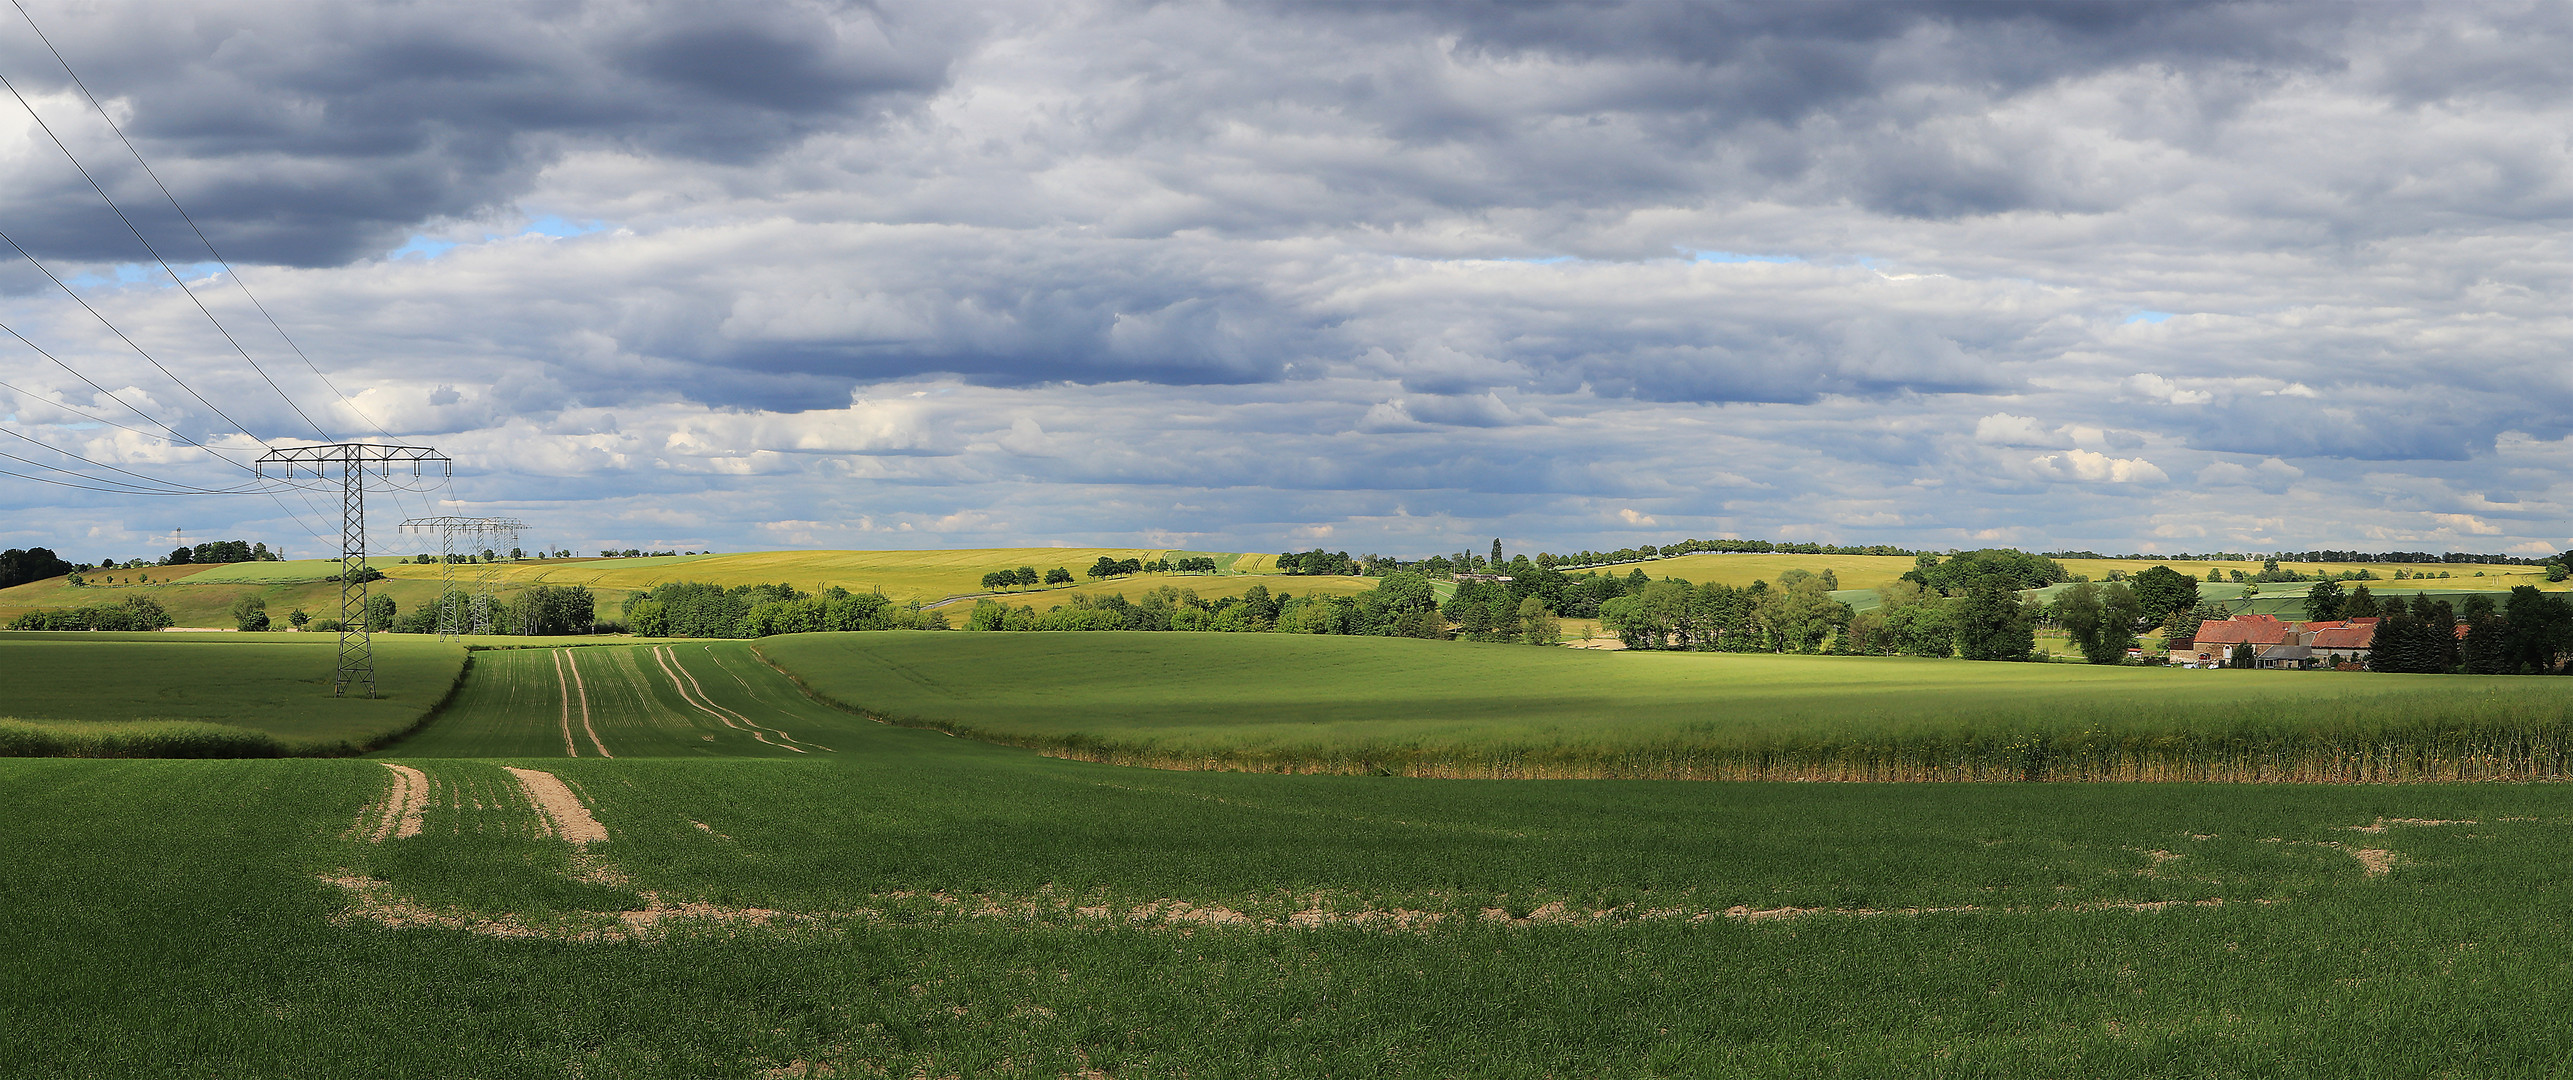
[162,540,279,565]
[624,581,942,638]
[7,596,175,631]
[1275,550,1358,575]
[1599,570,1855,653]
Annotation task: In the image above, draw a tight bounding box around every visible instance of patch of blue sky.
[391,235,459,260]
[2127,310,2175,324]
[63,261,226,289]
[520,215,608,238]
[1686,249,1800,264]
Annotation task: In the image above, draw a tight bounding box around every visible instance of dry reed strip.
[1029,737,2573,784]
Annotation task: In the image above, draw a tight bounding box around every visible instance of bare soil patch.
[504,766,608,845]
[356,763,430,842]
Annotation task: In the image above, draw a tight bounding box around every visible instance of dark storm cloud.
[12,0,2573,558]
[0,0,964,266]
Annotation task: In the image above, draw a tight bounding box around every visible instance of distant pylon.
[398,516,524,639]
[257,444,450,696]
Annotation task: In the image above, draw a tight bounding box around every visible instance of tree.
[1490,539,1503,568]
[1516,596,1560,645]
[2550,562,2569,583]
[363,595,398,632]
[1014,566,1040,587]
[230,596,270,632]
[0,547,73,589]
[2303,579,2347,622]
[2344,585,2380,619]
[2128,565,2199,623]
[287,608,310,630]
[1918,550,2070,595]
[2505,586,2573,673]
[1045,567,1074,585]
[2230,642,2257,669]
[1953,583,2034,661]
[1758,569,1851,654]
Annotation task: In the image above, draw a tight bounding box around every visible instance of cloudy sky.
[3,0,2571,561]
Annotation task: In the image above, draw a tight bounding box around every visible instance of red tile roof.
[2192,618,2299,647]
[2309,626,2375,650]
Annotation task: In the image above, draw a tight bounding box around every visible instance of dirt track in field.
[505,766,607,845]
[553,649,610,758]
[362,763,431,842]
[651,645,808,752]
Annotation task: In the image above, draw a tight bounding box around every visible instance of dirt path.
[365,763,430,842]
[651,645,808,753]
[557,648,611,758]
[549,649,579,757]
[503,766,608,845]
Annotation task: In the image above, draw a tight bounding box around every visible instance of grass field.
[760,632,2573,781]
[0,632,466,755]
[389,643,842,759]
[13,637,2573,1074]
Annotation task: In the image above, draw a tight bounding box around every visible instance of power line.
[0,421,263,494]
[0,460,254,495]
[0,68,334,441]
[0,323,336,543]
[0,314,254,470]
[0,226,276,451]
[8,0,395,441]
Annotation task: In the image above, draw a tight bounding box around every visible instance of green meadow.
[0,632,465,755]
[8,636,2573,1076]
[759,631,2573,781]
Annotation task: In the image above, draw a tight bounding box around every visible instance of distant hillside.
[0,548,1340,628]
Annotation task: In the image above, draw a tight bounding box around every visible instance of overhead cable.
[8,0,397,441]
[0,68,334,441]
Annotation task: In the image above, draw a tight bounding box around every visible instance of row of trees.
[2374,589,2573,675]
[980,566,1074,590]
[958,574,1564,643]
[625,582,944,639]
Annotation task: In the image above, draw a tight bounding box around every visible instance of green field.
[10,635,2573,1075]
[759,632,2573,781]
[0,632,466,755]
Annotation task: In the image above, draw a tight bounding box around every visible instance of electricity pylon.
[255,444,450,696]
[398,516,525,638]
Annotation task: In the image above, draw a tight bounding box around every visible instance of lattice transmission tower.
[398,516,525,638]
[254,444,451,696]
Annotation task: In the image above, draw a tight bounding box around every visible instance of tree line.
[624,581,945,638]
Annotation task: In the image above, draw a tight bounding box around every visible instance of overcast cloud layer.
[4,0,2573,561]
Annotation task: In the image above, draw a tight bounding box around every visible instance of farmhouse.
[2187,615,2378,669]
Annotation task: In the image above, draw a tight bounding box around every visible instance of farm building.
[2187,615,2378,669]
